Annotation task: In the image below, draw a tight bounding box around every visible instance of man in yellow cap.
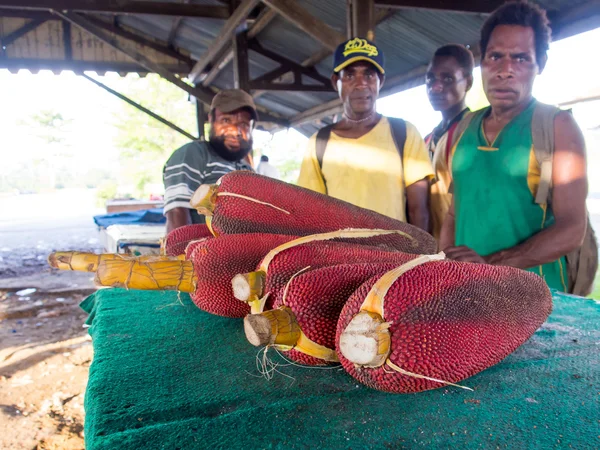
[297,38,433,231]
[162,89,257,232]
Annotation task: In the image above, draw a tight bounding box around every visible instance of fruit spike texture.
[188,233,295,318]
[261,241,419,311]
[275,262,413,366]
[335,260,553,393]
[206,172,436,254]
[163,224,213,257]
[184,237,211,260]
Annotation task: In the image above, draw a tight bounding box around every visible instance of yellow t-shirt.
[297,117,434,222]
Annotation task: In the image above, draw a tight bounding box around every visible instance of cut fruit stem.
[244,307,300,347]
[190,184,218,216]
[232,271,266,302]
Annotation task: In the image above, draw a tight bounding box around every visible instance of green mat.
[80,289,600,449]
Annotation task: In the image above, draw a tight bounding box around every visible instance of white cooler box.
[99,224,166,255]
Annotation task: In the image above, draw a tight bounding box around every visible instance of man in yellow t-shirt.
[297,38,434,231]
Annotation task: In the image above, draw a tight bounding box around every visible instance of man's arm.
[439,196,456,251]
[405,179,431,232]
[446,111,588,268]
[166,207,192,234]
[162,142,206,233]
[402,122,434,232]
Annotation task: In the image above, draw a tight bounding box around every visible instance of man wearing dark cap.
[297,38,433,231]
[163,89,257,232]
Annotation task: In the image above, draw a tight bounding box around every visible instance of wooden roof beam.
[0,58,186,74]
[82,15,194,68]
[201,7,277,87]
[56,10,287,126]
[0,17,47,47]
[0,0,230,19]
[56,12,215,106]
[188,0,262,83]
[56,11,216,101]
[548,1,600,41]
[166,0,191,50]
[260,0,345,52]
[373,0,504,14]
[351,0,375,40]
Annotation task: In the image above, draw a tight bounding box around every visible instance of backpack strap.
[448,110,478,152]
[531,101,561,205]
[315,124,335,170]
[446,110,481,194]
[445,120,460,166]
[315,124,335,193]
[388,117,407,166]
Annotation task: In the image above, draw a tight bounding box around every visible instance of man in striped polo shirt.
[162,89,257,232]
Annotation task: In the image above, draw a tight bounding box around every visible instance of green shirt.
[452,100,568,292]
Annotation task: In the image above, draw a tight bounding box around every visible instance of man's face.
[426,55,471,113]
[332,61,383,115]
[481,25,544,112]
[209,108,253,161]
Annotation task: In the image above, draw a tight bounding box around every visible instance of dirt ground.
[0,288,93,450]
[0,190,103,449]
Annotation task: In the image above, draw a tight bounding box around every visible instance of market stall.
[80,288,600,449]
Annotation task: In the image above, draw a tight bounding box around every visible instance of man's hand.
[166,207,193,234]
[405,178,431,233]
[444,246,487,264]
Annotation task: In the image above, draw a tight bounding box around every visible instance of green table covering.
[80,289,600,449]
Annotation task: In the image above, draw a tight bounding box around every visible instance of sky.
[0,26,598,185]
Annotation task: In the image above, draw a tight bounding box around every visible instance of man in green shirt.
[440,1,588,292]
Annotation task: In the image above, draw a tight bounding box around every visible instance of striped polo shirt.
[162,140,252,223]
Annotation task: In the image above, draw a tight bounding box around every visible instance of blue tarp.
[93,208,165,228]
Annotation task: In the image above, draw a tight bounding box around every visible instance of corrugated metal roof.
[0,0,598,135]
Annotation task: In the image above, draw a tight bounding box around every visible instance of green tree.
[109,74,198,197]
[24,110,73,145]
[16,110,76,191]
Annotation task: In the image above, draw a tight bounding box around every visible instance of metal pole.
[82,74,198,141]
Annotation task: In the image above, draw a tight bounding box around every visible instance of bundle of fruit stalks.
[190,171,437,255]
[48,173,553,393]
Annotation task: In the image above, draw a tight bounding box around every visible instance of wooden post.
[261,0,345,51]
[196,97,207,141]
[0,0,231,18]
[352,0,375,40]
[346,0,353,39]
[62,21,72,60]
[233,26,250,92]
[188,0,261,83]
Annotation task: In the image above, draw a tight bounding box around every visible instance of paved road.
[0,190,104,280]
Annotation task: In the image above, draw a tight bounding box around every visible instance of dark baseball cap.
[333,37,385,75]
[210,89,258,121]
